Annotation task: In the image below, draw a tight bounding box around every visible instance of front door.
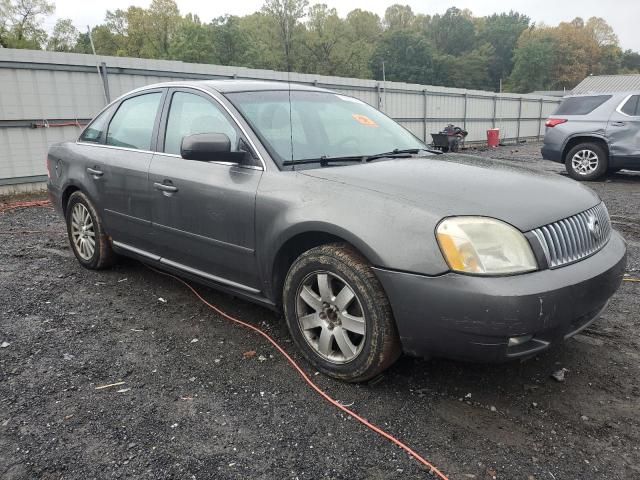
[148,89,263,291]
[607,94,640,162]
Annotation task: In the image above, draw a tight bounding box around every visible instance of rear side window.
[106,93,162,150]
[620,95,640,116]
[79,104,117,143]
[554,95,612,115]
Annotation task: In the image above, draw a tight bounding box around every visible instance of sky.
[46,0,640,52]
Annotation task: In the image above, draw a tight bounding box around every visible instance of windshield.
[226,90,426,167]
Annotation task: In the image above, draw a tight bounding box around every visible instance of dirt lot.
[1,142,639,480]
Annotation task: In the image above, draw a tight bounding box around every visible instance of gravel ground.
[1,142,639,480]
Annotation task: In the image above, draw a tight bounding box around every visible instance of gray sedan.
[47,80,627,381]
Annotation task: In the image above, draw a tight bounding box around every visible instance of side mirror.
[180,133,248,163]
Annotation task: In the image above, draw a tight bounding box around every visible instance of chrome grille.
[531,202,611,268]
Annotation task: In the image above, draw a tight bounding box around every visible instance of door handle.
[153,182,178,193]
[611,121,626,127]
[87,167,103,177]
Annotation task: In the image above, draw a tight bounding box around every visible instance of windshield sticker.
[352,114,378,127]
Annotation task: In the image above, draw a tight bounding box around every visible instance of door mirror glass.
[181,133,247,163]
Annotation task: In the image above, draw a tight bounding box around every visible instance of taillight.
[545,118,567,128]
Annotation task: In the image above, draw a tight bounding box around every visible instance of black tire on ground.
[565,142,608,181]
[283,243,401,382]
[65,191,115,270]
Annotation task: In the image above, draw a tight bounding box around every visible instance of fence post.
[516,97,522,144]
[422,89,427,142]
[538,98,544,140]
[99,62,110,103]
[376,83,382,110]
[492,95,497,129]
[463,92,468,131]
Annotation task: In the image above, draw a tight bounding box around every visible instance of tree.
[507,27,557,92]
[428,7,475,55]
[236,12,284,69]
[46,18,79,51]
[211,15,253,66]
[0,0,54,49]
[479,11,529,90]
[344,9,382,78]
[300,4,349,75]
[262,0,308,69]
[585,17,618,47]
[370,30,435,84]
[169,14,214,63]
[383,4,414,31]
[621,49,640,72]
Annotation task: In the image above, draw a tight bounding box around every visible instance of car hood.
[299,154,601,232]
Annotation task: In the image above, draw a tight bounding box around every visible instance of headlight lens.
[436,217,537,275]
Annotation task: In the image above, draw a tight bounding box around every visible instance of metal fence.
[0,48,562,190]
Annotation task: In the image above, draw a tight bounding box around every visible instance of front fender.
[255,171,450,299]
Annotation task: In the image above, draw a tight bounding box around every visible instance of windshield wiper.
[282,155,366,167]
[282,148,440,167]
[364,147,440,161]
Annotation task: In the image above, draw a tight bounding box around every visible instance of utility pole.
[382,60,386,113]
[88,26,108,104]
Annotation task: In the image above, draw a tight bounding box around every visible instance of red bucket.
[487,128,500,148]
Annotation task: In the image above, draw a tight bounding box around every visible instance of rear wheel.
[565,142,608,181]
[65,191,114,269]
[283,243,401,382]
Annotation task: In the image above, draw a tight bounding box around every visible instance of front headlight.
[436,217,537,275]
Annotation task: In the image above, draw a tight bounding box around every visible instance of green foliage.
[479,11,530,90]
[371,30,434,84]
[2,0,639,92]
[46,18,78,51]
[0,0,54,49]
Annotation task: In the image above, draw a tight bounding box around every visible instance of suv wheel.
[65,191,114,269]
[283,243,401,382]
[565,142,608,181]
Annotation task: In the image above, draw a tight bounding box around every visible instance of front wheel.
[283,243,401,382]
[565,143,608,181]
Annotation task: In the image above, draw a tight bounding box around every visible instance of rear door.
[607,94,640,161]
[98,89,165,251]
[148,88,263,291]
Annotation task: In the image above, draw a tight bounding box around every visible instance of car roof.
[133,79,333,95]
[565,91,640,98]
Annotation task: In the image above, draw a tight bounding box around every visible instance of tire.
[565,142,608,181]
[283,243,401,382]
[65,191,114,269]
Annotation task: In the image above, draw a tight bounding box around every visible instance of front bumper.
[374,231,627,362]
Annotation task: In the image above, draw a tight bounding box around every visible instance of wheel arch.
[561,135,609,164]
[269,225,381,307]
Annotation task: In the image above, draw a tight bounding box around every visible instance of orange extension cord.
[145,264,450,479]
[0,199,52,214]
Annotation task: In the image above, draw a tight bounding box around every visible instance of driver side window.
[164,92,238,155]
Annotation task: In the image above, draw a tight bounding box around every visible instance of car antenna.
[285,20,295,170]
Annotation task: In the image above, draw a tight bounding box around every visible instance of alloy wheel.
[571,149,599,175]
[70,203,96,260]
[295,271,366,364]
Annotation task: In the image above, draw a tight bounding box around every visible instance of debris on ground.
[94,381,126,390]
[243,350,257,359]
[551,368,569,382]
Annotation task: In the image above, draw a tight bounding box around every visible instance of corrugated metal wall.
[0,48,561,186]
